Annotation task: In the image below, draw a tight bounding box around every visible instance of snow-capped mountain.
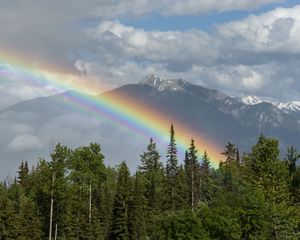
[1,74,300,177]
[239,95,300,114]
[275,101,300,113]
[239,95,264,105]
[140,73,189,92]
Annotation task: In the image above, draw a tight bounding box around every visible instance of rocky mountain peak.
[139,74,189,92]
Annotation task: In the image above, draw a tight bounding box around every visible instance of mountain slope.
[0,74,299,177]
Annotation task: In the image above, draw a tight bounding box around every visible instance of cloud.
[0,2,298,106]
[77,5,300,101]
[164,0,283,16]
[216,6,300,54]
[7,134,43,152]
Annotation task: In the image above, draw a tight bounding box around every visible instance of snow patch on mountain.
[239,95,264,105]
[139,74,188,92]
[239,95,300,113]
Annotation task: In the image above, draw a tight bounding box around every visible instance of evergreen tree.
[17,161,29,191]
[285,146,300,203]
[222,142,237,164]
[99,167,117,239]
[109,162,132,240]
[165,124,179,212]
[17,194,43,239]
[247,135,297,239]
[184,139,200,211]
[200,151,213,203]
[152,211,210,240]
[0,183,17,239]
[175,165,189,210]
[128,172,147,240]
[138,138,163,212]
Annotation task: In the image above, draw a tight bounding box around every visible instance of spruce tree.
[128,172,146,240]
[184,139,200,211]
[222,142,237,165]
[165,124,179,212]
[138,138,163,212]
[247,135,297,239]
[17,161,29,190]
[109,162,131,240]
[285,146,299,203]
[200,151,213,203]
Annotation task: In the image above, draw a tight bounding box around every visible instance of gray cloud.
[164,0,283,16]
[0,108,168,178]
[7,134,43,152]
[77,5,300,102]
[1,1,300,179]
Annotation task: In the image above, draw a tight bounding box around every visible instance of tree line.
[0,124,300,239]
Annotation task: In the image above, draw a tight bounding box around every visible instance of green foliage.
[184,139,201,210]
[152,211,210,240]
[109,162,132,240]
[138,138,164,213]
[1,133,300,239]
[128,172,147,240]
[164,124,180,211]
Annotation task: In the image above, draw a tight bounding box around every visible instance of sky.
[0,0,300,109]
[0,0,300,177]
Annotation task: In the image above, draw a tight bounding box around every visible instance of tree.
[0,183,17,239]
[67,143,106,239]
[285,146,300,203]
[247,135,297,239]
[17,161,29,191]
[165,124,179,212]
[152,211,210,240]
[128,172,147,240]
[138,138,163,212]
[109,162,132,240]
[200,151,214,203]
[184,139,200,211]
[48,143,70,240]
[222,142,237,165]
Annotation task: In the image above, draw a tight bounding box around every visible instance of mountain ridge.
[0,74,299,177]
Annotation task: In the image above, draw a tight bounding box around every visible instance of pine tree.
[200,151,213,203]
[285,146,299,203]
[138,138,163,212]
[128,172,146,240]
[109,162,132,240]
[222,142,237,165]
[0,183,17,239]
[175,165,189,210]
[17,161,29,190]
[247,135,297,239]
[18,194,43,239]
[99,167,117,239]
[165,124,179,212]
[184,139,200,211]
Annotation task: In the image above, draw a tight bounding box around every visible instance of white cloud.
[217,5,300,54]
[7,134,43,152]
[165,0,282,16]
[1,3,300,106]
[79,5,300,101]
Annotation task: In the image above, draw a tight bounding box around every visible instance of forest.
[0,124,300,240]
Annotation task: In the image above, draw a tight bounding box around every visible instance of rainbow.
[0,50,224,167]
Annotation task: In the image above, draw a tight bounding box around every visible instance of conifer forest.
[1,125,300,239]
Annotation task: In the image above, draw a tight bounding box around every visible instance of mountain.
[240,95,300,115]
[0,74,299,177]
[104,74,300,149]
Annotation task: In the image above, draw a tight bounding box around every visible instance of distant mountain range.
[1,74,299,177]
[132,74,300,151]
[239,95,300,115]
